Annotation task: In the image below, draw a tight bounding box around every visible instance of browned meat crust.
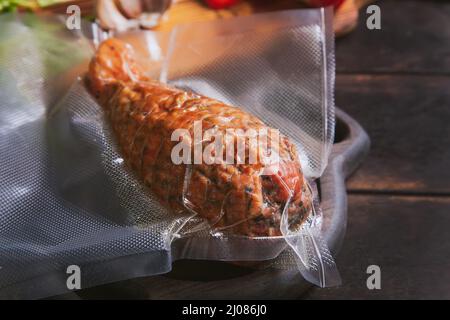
[88,38,312,237]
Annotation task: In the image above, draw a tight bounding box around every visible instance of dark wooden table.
[303,0,450,299]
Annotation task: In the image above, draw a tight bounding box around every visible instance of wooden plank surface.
[336,0,450,74]
[336,74,450,194]
[82,191,450,300]
[304,194,450,299]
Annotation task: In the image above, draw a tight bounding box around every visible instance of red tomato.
[306,0,345,9]
[205,0,239,10]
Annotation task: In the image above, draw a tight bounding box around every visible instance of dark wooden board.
[304,194,450,299]
[336,74,450,194]
[336,0,450,74]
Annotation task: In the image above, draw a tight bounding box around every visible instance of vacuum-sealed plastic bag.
[0,8,339,299]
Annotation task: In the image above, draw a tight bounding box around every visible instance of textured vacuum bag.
[0,8,339,299]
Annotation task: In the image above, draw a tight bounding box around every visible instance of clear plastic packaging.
[0,8,339,299]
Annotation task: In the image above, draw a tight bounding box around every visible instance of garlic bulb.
[96,0,139,32]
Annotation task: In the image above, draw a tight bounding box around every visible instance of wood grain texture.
[304,194,450,299]
[336,0,450,74]
[336,74,450,194]
[159,0,375,37]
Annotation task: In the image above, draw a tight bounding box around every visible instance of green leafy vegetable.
[0,0,67,12]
